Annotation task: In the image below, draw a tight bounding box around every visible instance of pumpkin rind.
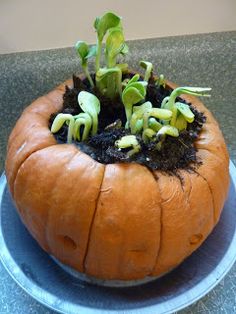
[84,163,162,280]
[5,79,230,281]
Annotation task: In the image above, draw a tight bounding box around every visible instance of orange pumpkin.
[5,78,230,281]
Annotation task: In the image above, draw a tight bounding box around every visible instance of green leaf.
[115,135,139,148]
[128,74,140,84]
[139,61,153,82]
[173,86,212,98]
[175,114,188,131]
[75,41,89,62]
[86,45,97,59]
[122,86,144,106]
[133,101,152,113]
[120,43,129,55]
[124,81,147,97]
[106,28,125,66]
[148,108,172,120]
[157,125,179,137]
[149,118,162,132]
[175,102,195,123]
[78,91,100,136]
[78,91,100,114]
[95,12,121,41]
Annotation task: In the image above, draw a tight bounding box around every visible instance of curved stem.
[91,114,98,135]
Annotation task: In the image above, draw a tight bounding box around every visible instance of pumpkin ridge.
[45,149,80,254]
[11,143,58,198]
[146,169,164,275]
[83,164,106,273]
[195,148,229,224]
[194,169,215,222]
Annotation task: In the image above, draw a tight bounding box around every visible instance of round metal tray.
[0,162,236,314]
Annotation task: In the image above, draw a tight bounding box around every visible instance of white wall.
[0,0,236,54]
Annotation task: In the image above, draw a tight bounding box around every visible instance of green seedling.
[122,81,147,128]
[115,135,141,157]
[78,91,100,135]
[73,113,92,141]
[142,128,156,143]
[161,87,211,128]
[156,74,165,88]
[155,125,179,150]
[130,101,152,134]
[143,108,172,130]
[75,41,96,87]
[148,117,162,132]
[139,61,153,82]
[96,67,122,98]
[94,12,121,71]
[51,113,75,144]
[105,27,126,68]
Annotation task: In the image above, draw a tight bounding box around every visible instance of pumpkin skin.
[5,78,230,281]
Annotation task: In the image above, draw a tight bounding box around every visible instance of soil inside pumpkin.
[49,74,206,172]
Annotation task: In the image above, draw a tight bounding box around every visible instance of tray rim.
[0,161,235,314]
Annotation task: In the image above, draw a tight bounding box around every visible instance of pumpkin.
[5,78,229,281]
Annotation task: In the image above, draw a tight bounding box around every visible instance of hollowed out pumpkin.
[5,78,230,281]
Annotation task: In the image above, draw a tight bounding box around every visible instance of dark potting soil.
[49,74,206,172]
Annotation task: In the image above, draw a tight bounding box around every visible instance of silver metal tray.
[0,162,236,314]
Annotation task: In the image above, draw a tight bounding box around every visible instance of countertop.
[0,31,235,313]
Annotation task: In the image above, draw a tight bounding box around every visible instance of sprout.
[94,12,121,71]
[51,113,75,144]
[96,67,122,98]
[155,125,179,150]
[175,102,195,123]
[75,41,96,87]
[78,91,100,135]
[105,27,125,68]
[143,108,172,130]
[175,114,187,131]
[73,113,92,141]
[115,135,141,157]
[142,128,156,143]
[122,81,147,128]
[130,101,152,134]
[148,117,162,132]
[161,86,211,128]
[156,74,165,88]
[139,61,153,82]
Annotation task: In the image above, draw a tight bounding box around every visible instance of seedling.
[75,41,96,87]
[122,80,147,128]
[115,135,141,156]
[161,87,211,128]
[51,113,75,144]
[94,12,121,71]
[73,113,92,141]
[78,91,100,135]
[51,12,211,159]
[139,61,153,82]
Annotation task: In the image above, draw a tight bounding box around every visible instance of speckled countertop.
[0,31,235,313]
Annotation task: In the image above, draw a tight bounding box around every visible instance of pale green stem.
[83,65,94,88]
[91,113,98,135]
[170,104,178,126]
[51,113,74,144]
[95,39,102,72]
[74,115,92,141]
[125,104,133,129]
